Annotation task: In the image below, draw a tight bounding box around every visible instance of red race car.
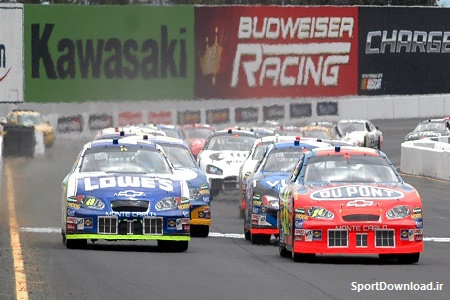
[279,146,423,264]
[179,124,215,159]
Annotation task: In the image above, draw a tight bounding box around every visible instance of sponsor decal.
[183,211,190,217]
[335,225,389,232]
[294,236,303,242]
[305,230,313,242]
[106,211,156,217]
[206,108,230,124]
[84,218,93,229]
[67,217,78,224]
[312,229,322,241]
[365,30,450,55]
[413,206,422,214]
[310,185,404,200]
[168,219,176,228]
[346,199,374,207]
[198,211,205,218]
[177,110,201,125]
[57,115,83,133]
[295,213,308,220]
[67,203,80,209]
[415,218,423,228]
[414,229,423,241]
[31,23,188,80]
[251,214,259,220]
[253,200,262,207]
[235,107,258,123]
[178,203,189,210]
[203,196,210,203]
[400,229,409,240]
[148,111,173,125]
[411,213,422,219]
[115,190,146,198]
[181,218,190,224]
[184,224,190,232]
[295,208,305,214]
[88,113,113,131]
[119,111,143,126]
[360,73,382,91]
[295,220,303,228]
[195,7,357,99]
[67,196,78,203]
[176,218,183,230]
[252,207,260,214]
[294,229,305,236]
[67,209,75,217]
[66,223,76,231]
[290,103,312,118]
[252,194,261,200]
[266,179,287,188]
[83,176,174,192]
[77,218,84,230]
[180,197,190,204]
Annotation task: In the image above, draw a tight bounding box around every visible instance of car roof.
[122,134,189,148]
[86,138,160,151]
[308,146,382,158]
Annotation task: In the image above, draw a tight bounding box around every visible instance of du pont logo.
[0,44,12,82]
[31,23,187,80]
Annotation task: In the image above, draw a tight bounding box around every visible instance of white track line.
[19,227,450,242]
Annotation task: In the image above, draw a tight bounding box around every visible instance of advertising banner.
[24,5,194,102]
[358,7,450,95]
[195,6,358,100]
[0,4,24,103]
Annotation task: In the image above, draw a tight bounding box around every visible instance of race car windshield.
[414,122,446,132]
[252,141,274,160]
[303,155,400,183]
[263,148,307,172]
[159,144,197,168]
[303,129,330,140]
[17,114,43,126]
[206,135,257,151]
[80,147,172,174]
[337,122,365,134]
[184,128,214,139]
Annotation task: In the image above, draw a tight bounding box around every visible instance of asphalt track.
[0,118,449,300]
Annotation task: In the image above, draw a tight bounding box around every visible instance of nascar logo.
[310,185,404,200]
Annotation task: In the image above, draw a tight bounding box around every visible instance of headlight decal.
[386,205,411,219]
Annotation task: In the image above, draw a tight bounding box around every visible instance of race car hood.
[254,172,290,193]
[405,131,441,141]
[70,173,187,207]
[173,168,208,189]
[202,150,248,166]
[290,183,421,219]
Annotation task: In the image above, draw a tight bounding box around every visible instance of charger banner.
[358,7,450,95]
[24,5,194,102]
[194,6,358,100]
[0,4,24,103]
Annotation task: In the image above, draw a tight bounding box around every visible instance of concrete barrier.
[400,139,450,181]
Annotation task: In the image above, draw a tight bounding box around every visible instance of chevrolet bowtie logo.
[346,199,373,207]
[115,190,146,198]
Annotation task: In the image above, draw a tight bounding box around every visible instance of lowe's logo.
[31,24,187,80]
[310,185,404,200]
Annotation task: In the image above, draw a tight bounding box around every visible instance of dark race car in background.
[178,123,215,159]
[404,117,450,141]
[62,138,191,251]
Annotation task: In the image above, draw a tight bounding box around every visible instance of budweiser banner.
[195,6,358,99]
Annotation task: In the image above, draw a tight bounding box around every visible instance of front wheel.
[158,240,189,252]
[397,253,420,264]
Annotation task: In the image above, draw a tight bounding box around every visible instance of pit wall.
[401,138,450,181]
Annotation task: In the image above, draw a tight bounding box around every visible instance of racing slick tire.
[397,253,420,265]
[65,238,87,250]
[191,225,209,238]
[377,138,381,150]
[279,245,291,258]
[244,229,251,241]
[251,234,271,245]
[158,240,189,252]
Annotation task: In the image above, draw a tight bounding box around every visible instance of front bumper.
[292,222,423,255]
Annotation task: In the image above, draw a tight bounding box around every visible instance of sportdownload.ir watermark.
[351,281,444,293]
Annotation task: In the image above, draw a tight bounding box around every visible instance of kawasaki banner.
[358,7,450,95]
[24,5,194,102]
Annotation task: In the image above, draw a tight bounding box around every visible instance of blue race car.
[123,135,212,237]
[243,139,328,244]
[62,138,191,251]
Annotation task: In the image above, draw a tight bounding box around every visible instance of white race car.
[197,129,258,200]
[337,119,383,149]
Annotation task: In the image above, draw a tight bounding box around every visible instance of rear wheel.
[191,225,209,238]
[251,234,271,245]
[65,238,87,250]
